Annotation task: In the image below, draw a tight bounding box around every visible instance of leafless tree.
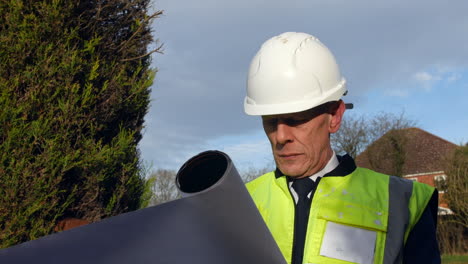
[437,144,468,254]
[332,111,417,158]
[242,167,269,183]
[332,115,369,158]
[241,163,275,183]
[367,112,417,143]
[148,169,181,206]
[444,144,468,228]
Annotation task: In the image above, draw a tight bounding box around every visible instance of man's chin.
[277,165,305,178]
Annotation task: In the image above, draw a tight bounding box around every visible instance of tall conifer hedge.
[0,0,161,247]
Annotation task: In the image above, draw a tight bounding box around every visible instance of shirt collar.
[308,151,339,181]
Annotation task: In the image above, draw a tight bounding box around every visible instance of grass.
[442,255,468,264]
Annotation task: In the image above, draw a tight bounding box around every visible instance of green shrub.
[0,0,161,248]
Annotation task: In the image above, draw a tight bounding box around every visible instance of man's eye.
[285,118,307,126]
[263,118,278,127]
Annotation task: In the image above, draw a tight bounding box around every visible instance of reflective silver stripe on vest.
[384,176,413,264]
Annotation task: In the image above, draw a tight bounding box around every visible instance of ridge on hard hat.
[244,32,347,116]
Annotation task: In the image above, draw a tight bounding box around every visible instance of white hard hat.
[244,32,347,116]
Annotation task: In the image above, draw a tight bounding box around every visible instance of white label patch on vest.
[320,221,376,264]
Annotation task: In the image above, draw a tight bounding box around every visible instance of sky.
[139,0,468,174]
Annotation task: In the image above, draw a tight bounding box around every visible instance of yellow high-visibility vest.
[247,166,434,264]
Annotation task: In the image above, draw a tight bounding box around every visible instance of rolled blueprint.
[0,150,286,264]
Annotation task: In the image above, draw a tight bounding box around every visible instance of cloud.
[407,66,466,93]
[413,72,437,82]
[411,71,441,91]
[381,66,467,98]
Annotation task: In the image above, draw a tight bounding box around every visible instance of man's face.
[262,102,344,178]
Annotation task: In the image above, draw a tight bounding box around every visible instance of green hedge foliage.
[0,0,161,247]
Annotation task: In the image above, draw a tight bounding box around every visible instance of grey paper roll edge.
[176,150,230,197]
[0,150,287,264]
[174,150,287,263]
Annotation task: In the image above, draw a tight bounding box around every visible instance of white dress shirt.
[288,151,339,204]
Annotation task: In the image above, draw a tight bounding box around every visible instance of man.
[244,32,440,264]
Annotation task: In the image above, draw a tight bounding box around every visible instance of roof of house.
[355,127,457,176]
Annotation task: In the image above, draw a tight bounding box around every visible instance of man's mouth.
[278,153,302,159]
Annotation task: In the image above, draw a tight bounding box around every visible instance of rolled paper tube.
[0,150,286,264]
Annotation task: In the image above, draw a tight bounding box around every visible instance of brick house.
[355,127,457,215]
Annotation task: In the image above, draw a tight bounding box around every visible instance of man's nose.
[275,122,294,145]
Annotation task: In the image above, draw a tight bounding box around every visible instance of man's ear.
[329,100,345,133]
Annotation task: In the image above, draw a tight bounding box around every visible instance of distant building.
[356,127,457,215]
